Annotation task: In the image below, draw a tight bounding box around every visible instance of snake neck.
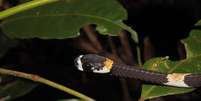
[111,63,201,87]
[111,63,168,85]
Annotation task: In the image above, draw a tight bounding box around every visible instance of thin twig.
[138,97,145,101]
[107,36,118,56]
[0,0,58,20]
[78,38,99,53]
[83,25,103,52]
[119,31,135,64]
[0,68,95,101]
[143,36,155,61]
[0,0,3,6]
[136,46,142,66]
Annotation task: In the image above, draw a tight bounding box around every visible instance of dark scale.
[111,63,168,85]
[184,74,201,87]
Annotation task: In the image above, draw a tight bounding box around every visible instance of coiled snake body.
[74,54,201,88]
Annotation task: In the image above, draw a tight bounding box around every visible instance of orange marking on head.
[103,58,114,70]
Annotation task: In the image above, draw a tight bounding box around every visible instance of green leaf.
[141,20,201,100]
[0,32,18,58]
[142,85,193,100]
[182,29,201,58]
[0,0,138,43]
[195,19,201,26]
[0,77,37,100]
[141,56,201,100]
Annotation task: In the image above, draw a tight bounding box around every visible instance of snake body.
[74,54,201,88]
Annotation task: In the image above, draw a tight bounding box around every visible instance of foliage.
[141,22,201,99]
[0,0,138,42]
[0,0,201,101]
[0,32,17,58]
[0,78,37,100]
[0,0,136,100]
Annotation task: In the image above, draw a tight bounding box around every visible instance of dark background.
[1,0,201,101]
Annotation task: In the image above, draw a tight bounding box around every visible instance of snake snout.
[74,55,84,71]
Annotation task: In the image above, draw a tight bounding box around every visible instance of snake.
[74,54,201,88]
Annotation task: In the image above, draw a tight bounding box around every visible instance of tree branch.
[0,68,95,101]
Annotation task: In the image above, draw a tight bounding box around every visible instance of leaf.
[141,57,195,100]
[195,19,201,26]
[142,85,193,100]
[182,20,201,58]
[141,28,201,100]
[0,0,138,43]
[0,32,18,58]
[182,30,201,58]
[0,77,37,100]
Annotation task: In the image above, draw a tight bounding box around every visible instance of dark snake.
[74,54,201,88]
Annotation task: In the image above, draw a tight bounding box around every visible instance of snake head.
[74,54,113,73]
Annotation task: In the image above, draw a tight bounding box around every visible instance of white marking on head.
[76,55,84,71]
[75,55,111,73]
[92,66,110,73]
[164,73,190,87]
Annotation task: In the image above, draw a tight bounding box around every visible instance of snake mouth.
[74,55,84,71]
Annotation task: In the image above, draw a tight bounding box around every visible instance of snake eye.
[83,63,94,72]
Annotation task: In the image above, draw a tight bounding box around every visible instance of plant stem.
[0,0,59,20]
[136,46,142,66]
[0,68,95,101]
[136,46,144,101]
[138,97,145,101]
[0,0,3,6]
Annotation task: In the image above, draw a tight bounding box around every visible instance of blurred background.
[1,0,201,101]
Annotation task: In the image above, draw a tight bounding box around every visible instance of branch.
[0,68,95,101]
